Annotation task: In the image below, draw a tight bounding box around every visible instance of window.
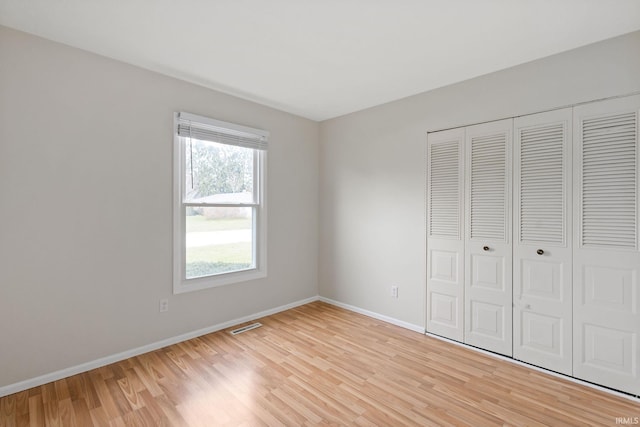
[173,112,268,293]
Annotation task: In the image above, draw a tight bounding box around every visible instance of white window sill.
[173,268,267,294]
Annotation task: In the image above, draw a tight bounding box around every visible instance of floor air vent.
[229,322,262,335]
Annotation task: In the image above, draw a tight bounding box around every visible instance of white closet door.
[573,95,640,395]
[513,109,572,375]
[427,128,465,341]
[464,119,513,356]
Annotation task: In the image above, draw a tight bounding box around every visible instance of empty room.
[1,1,640,425]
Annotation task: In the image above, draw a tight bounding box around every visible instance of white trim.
[427,91,640,134]
[172,112,268,294]
[321,297,639,400]
[176,265,267,294]
[425,332,640,402]
[4,295,637,402]
[318,297,426,334]
[0,296,319,398]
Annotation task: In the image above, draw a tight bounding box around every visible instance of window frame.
[173,112,267,294]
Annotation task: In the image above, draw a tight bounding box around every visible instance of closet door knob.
[483,246,490,251]
[537,249,544,255]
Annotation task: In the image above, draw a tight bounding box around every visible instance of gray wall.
[0,26,319,388]
[318,31,640,329]
[2,23,640,391]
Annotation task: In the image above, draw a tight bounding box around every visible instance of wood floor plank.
[0,394,17,427]
[57,399,76,427]
[2,301,639,426]
[115,375,144,412]
[27,395,43,427]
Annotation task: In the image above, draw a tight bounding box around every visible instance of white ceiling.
[1,1,640,121]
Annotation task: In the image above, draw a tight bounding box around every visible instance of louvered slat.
[519,123,565,244]
[470,134,506,240]
[581,112,637,249]
[429,141,460,238]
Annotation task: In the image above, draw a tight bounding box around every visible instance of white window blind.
[177,112,269,150]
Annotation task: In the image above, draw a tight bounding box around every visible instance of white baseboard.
[319,296,426,334]
[0,295,319,398]
[8,295,633,403]
[425,332,639,402]
[320,298,639,401]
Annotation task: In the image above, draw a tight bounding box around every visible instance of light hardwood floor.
[1,301,638,426]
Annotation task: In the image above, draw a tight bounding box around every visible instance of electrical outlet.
[159,298,169,312]
[391,285,398,298]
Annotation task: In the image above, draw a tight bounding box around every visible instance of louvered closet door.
[427,128,465,341]
[513,109,572,375]
[464,119,513,356]
[573,95,640,395]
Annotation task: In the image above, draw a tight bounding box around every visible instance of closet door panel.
[464,119,513,356]
[513,108,572,375]
[573,95,640,395]
[427,128,465,341]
